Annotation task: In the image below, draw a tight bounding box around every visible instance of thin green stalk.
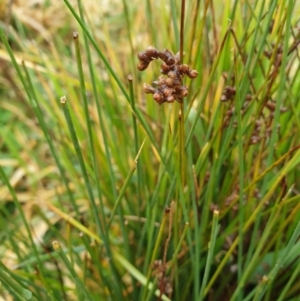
[73,13,119,205]
[63,0,129,101]
[107,161,137,227]
[0,264,33,301]
[191,166,201,300]
[168,222,189,273]
[72,31,101,235]
[252,219,300,301]
[0,28,79,217]
[121,0,136,77]
[265,0,294,172]
[170,0,180,49]
[0,166,57,301]
[60,96,99,233]
[75,3,124,298]
[175,164,195,301]
[179,107,185,187]
[21,68,80,217]
[176,4,187,299]
[179,0,186,185]
[79,234,115,297]
[63,0,173,174]
[230,169,300,300]
[138,161,177,281]
[128,75,143,214]
[185,27,230,148]
[53,241,93,301]
[205,148,300,296]
[277,257,300,301]
[107,139,143,300]
[76,0,107,240]
[146,0,156,45]
[145,222,190,301]
[198,210,220,301]
[141,210,168,301]
[187,0,200,64]
[0,193,23,262]
[115,252,171,301]
[234,50,245,301]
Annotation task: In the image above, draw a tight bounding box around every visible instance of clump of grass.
[0,0,300,301]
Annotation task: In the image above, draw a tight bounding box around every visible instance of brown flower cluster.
[220,86,236,102]
[137,46,198,105]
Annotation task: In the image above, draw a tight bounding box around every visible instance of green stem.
[60,96,99,233]
[72,31,102,235]
[107,161,137,227]
[198,210,220,300]
[53,241,93,301]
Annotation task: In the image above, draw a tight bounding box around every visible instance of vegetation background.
[0,0,299,300]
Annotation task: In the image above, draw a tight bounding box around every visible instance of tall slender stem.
[180,0,185,63]
[179,0,186,186]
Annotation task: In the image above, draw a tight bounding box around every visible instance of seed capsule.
[178,64,189,74]
[225,86,236,95]
[153,92,164,103]
[165,77,174,87]
[173,77,181,86]
[265,101,276,111]
[137,61,149,71]
[167,71,177,79]
[162,87,173,97]
[179,86,188,97]
[250,136,260,144]
[143,83,156,94]
[157,75,166,86]
[166,95,175,103]
[245,94,252,101]
[158,49,175,66]
[145,46,159,59]
[187,69,199,78]
[174,52,181,64]
[137,51,151,63]
[160,62,171,74]
[221,94,230,102]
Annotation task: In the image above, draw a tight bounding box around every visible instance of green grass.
[0,0,300,300]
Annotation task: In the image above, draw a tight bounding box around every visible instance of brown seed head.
[137,46,198,105]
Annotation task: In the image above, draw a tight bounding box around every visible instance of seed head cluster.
[137,46,198,105]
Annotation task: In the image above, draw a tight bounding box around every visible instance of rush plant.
[0,0,299,301]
